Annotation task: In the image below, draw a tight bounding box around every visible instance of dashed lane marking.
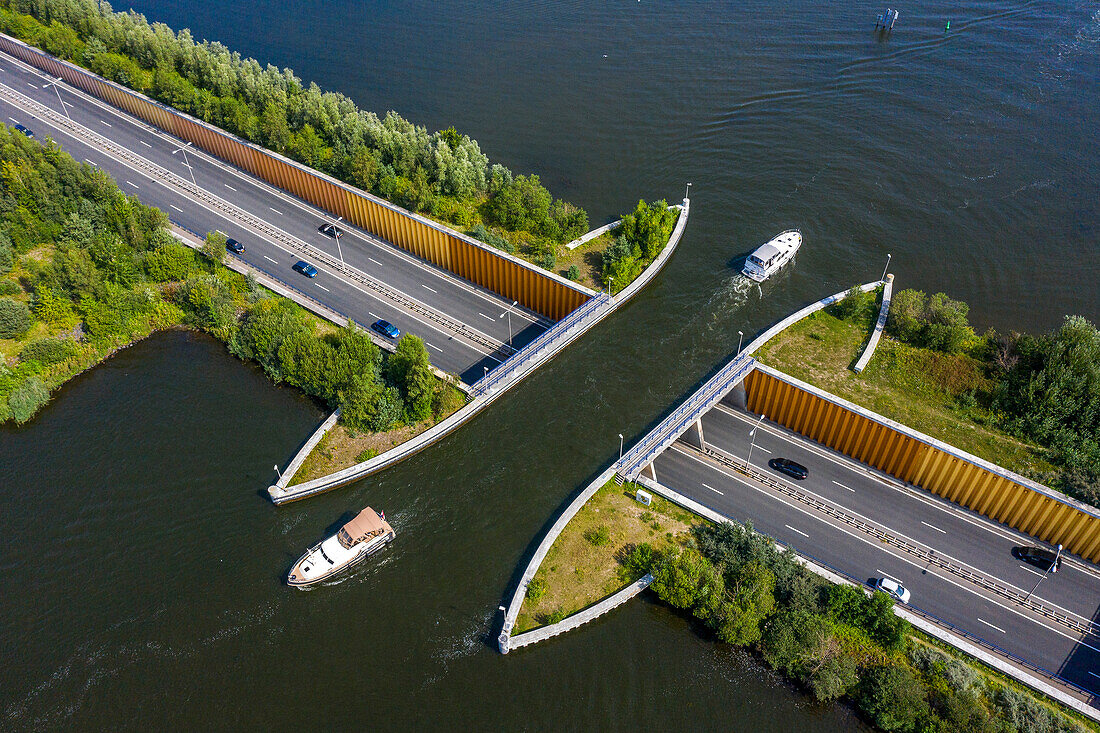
[422,284,438,293]
[425,342,442,353]
[368,312,381,319]
[368,257,383,266]
[701,483,723,495]
[83,158,96,166]
[263,256,278,264]
[269,206,283,215]
[921,521,948,535]
[139,140,152,147]
[225,183,236,191]
[785,524,809,539]
[977,617,1006,634]
[125,180,138,188]
[99,119,111,127]
[832,480,856,492]
[315,283,330,292]
[169,204,183,213]
[479,312,495,322]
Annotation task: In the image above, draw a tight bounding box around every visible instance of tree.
[388,334,435,422]
[715,560,776,646]
[650,547,718,610]
[886,288,926,343]
[144,242,196,282]
[0,298,32,338]
[484,174,552,235]
[7,376,49,423]
[618,199,676,261]
[857,664,930,732]
[202,230,227,263]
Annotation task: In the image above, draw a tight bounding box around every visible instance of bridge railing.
[618,354,756,480]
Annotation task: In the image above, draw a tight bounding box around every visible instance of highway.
[0,50,549,384]
[650,402,1100,700]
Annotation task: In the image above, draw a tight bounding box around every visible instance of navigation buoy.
[945,20,950,31]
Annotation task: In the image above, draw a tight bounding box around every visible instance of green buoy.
[945,20,950,31]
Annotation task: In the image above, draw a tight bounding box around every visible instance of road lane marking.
[784,524,809,539]
[756,446,771,454]
[1017,564,1046,578]
[832,480,856,492]
[701,483,723,495]
[225,183,236,191]
[479,312,495,322]
[269,206,283,215]
[7,116,15,122]
[140,140,152,147]
[315,283,330,292]
[263,256,278,264]
[169,204,183,213]
[125,180,138,188]
[1089,671,1100,680]
[425,342,442,353]
[921,521,947,535]
[99,119,111,127]
[26,82,36,88]
[368,312,381,319]
[976,617,1006,634]
[422,284,438,293]
[368,257,383,266]
[83,158,96,166]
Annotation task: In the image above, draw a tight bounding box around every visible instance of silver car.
[874,576,911,604]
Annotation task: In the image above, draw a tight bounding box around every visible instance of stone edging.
[743,280,884,357]
[269,199,692,504]
[565,203,683,250]
[853,273,894,373]
[276,410,340,489]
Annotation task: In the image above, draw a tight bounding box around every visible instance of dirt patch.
[555,232,614,291]
[293,420,429,484]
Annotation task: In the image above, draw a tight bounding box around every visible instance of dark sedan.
[318,222,345,238]
[13,123,34,138]
[768,458,809,480]
[225,237,245,254]
[292,260,318,278]
[371,319,400,340]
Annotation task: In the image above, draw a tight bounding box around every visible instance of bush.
[145,242,197,282]
[831,286,876,322]
[202,230,227,263]
[0,280,21,296]
[565,264,580,281]
[886,289,975,354]
[857,664,929,732]
[20,337,77,366]
[7,376,49,423]
[526,577,547,603]
[0,298,32,338]
[584,525,611,547]
[0,232,12,273]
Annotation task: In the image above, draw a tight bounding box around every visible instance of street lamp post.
[1024,544,1062,601]
[746,413,767,468]
[273,464,282,481]
[172,142,197,187]
[43,78,70,120]
[685,182,692,200]
[500,300,517,347]
[881,253,892,283]
[607,276,614,298]
[737,330,744,355]
[618,433,624,462]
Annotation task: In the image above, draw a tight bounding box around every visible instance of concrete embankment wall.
[0,33,592,320]
[744,365,1100,563]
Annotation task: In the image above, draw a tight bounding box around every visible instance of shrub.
[584,525,611,547]
[355,447,379,463]
[7,376,49,423]
[145,242,197,282]
[857,663,929,732]
[565,264,580,281]
[544,609,566,625]
[886,289,975,354]
[20,337,77,366]
[202,230,227,263]
[831,286,876,322]
[526,577,547,603]
[620,542,655,580]
[538,251,556,270]
[0,298,32,338]
[0,232,12,273]
[0,280,21,296]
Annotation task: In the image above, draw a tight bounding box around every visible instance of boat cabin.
[337,508,389,549]
[747,243,782,270]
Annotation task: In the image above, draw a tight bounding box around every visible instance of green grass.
[755,308,1055,478]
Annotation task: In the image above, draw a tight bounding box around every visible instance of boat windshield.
[747,255,765,267]
[337,528,355,549]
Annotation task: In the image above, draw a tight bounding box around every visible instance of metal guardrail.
[692,443,1100,638]
[472,291,610,394]
[0,79,514,359]
[617,354,756,481]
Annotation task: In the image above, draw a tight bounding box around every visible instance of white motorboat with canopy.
[741,229,802,282]
[287,507,395,587]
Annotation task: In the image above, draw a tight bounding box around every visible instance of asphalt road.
[651,405,1100,699]
[0,51,547,384]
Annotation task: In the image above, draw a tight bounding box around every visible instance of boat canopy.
[338,507,387,547]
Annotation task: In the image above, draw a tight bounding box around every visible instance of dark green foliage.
[857,664,930,732]
[0,297,32,338]
[525,577,547,602]
[7,375,48,423]
[565,264,580,281]
[465,223,514,253]
[20,336,77,365]
[886,289,975,354]
[387,334,435,422]
[602,200,677,290]
[145,241,196,282]
[0,280,20,295]
[826,584,909,651]
[0,1,587,251]
[830,286,877,322]
[0,232,12,273]
[620,542,655,580]
[202,230,226,263]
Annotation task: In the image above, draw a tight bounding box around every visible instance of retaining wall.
[744,365,1100,562]
[0,33,592,320]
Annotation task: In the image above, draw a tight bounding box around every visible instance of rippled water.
[3,0,1097,728]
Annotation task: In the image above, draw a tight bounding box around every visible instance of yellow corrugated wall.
[0,34,589,320]
[744,369,1100,562]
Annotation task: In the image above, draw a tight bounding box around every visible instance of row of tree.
[0,124,455,429]
[630,521,1087,732]
[0,0,589,266]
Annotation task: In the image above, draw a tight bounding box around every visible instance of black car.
[1013,545,1061,573]
[318,222,345,238]
[13,123,34,138]
[768,458,809,480]
[225,237,245,254]
[292,260,318,278]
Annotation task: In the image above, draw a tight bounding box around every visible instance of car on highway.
[292,260,318,278]
[371,319,400,340]
[225,237,245,255]
[13,123,34,138]
[768,458,809,480]
[874,577,911,604]
[318,222,345,238]
[1014,545,1062,573]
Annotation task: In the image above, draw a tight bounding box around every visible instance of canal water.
[3,0,1097,728]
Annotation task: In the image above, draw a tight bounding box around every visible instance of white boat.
[287,507,395,588]
[741,229,802,282]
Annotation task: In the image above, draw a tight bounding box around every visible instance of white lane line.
[7,116,16,122]
[832,480,856,492]
[1089,671,1100,680]
[225,183,236,191]
[422,284,438,293]
[83,158,96,166]
[263,255,278,264]
[1018,564,1046,578]
[976,617,1006,634]
[139,140,152,147]
[425,342,442,353]
[785,524,810,539]
[478,312,495,322]
[701,483,723,495]
[756,446,772,454]
[315,283,330,292]
[368,312,381,319]
[99,119,111,127]
[269,206,283,215]
[368,257,383,266]
[26,82,36,88]
[921,521,948,535]
[125,180,139,188]
[169,204,183,213]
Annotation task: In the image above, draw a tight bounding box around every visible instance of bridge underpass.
[0,49,554,385]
